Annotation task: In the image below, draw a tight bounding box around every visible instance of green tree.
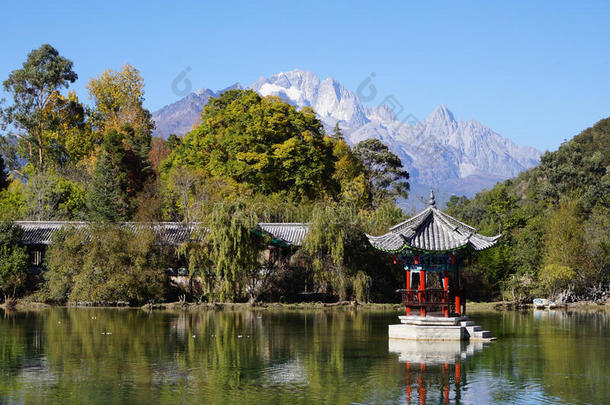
[1,44,77,168]
[87,65,155,208]
[332,139,369,207]
[42,91,100,167]
[86,131,130,221]
[542,199,588,289]
[162,90,339,201]
[0,221,29,302]
[353,138,409,207]
[87,63,154,139]
[0,181,26,221]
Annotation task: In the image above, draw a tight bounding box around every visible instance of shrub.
[45,224,169,304]
[0,221,29,302]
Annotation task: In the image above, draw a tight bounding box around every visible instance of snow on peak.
[251,69,368,126]
[426,104,456,124]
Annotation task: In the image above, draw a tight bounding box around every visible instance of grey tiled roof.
[366,200,501,253]
[15,221,205,246]
[16,221,88,245]
[259,223,309,246]
[15,221,308,247]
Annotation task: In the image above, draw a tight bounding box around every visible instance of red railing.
[396,288,456,314]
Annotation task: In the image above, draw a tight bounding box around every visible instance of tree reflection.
[0,309,609,404]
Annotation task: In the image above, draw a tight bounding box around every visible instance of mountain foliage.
[446,117,610,301]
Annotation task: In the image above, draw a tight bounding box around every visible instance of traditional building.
[367,191,501,340]
[15,221,308,273]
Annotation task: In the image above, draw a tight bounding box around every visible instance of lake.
[1,308,609,404]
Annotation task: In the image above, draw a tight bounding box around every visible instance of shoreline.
[3,299,610,313]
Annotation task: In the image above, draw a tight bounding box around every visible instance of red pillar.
[419,270,426,317]
[455,266,461,315]
[406,269,411,316]
[443,271,449,317]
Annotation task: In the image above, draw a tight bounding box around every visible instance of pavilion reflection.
[389,339,489,404]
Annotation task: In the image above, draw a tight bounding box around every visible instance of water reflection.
[389,339,488,404]
[0,308,609,404]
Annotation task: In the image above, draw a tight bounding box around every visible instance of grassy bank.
[4,298,610,314]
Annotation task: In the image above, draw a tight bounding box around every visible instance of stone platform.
[388,315,493,341]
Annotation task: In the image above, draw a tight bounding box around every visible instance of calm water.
[1,308,609,405]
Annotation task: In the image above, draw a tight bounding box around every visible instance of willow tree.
[205,201,268,302]
[303,201,406,302]
[303,203,365,301]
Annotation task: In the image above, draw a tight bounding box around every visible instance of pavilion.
[366,191,501,340]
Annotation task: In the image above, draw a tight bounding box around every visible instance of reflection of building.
[389,339,489,404]
[389,339,487,365]
[367,191,500,340]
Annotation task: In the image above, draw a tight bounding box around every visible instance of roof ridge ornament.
[428,190,436,208]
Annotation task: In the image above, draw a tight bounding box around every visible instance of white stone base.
[388,315,494,341]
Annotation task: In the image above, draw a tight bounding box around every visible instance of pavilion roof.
[366,192,501,253]
[15,221,308,247]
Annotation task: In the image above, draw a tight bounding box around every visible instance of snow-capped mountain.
[152,70,541,206]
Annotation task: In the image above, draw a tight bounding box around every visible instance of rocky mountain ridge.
[152,70,541,206]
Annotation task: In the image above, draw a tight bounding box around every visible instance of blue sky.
[1,1,609,152]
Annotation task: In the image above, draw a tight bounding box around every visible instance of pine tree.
[86,131,130,221]
[332,122,344,140]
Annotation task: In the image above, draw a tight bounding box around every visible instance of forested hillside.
[446,117,610,302]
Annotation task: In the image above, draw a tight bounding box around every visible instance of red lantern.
[414,255,419,265]
[451,254,455,265]
[393,254,397,265]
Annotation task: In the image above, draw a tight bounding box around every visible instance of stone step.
[466,325,482,334]
[460,320,475,327]
[474,330,492,339]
